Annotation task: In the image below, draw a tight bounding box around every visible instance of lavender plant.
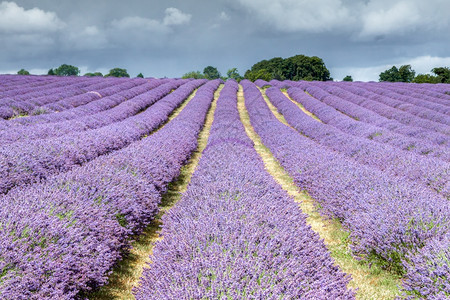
[0,80,220,298]
[302,81,449,142]
[362,82,450,115]
[242,80,450,294]
[134,80,354,299]
[0,79,186,144]
[265,87,449,196]
[0,80,200,194]
[0,78,166,128]
[286,87,450,161]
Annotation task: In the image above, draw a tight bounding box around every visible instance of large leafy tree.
[17,69,30,75]
[203,66,221,79]
[105,68,130,77]
[343,75,353,82]
[413,67,450,84]
[379,65,415,82]
[379,66,401,82]
[431,67,450,83]
[226,68,243,81]
[413,74,440,84]
[54,64,80,76]
[398,65,415,82]
[244,54,331,82]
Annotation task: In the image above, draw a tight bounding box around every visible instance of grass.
[238,85,402,300]
[88,84,223,299]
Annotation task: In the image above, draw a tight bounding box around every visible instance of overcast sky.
[0,0,449,81]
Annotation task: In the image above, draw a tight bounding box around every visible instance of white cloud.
[0,1,64,34]
[111,7,190,34]
[403,56,450,75]
[163,7,191,26]
[360,1,420,37]
[332,56,450,81]
[358,0,450,38]
[235,0,353,32]
[219,11,230,21]
[111,16,169,33]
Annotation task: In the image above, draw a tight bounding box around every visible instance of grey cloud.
[1,0,449,81]
[232,0,450,40]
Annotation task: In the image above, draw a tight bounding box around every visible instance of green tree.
[84,72,103,77]
[379,66,401,82]
[244,69,272,82]
[413,74,440,84]
[54,64,80,76]
[105,68,130,77]
[244,54,331,82]
[182,71,205,79]
[203,66,221,79]
[379,65,415,82]
[136,73,144,78]
[431,67,450,83]
[398,65,415,82]
[47,68,56,76]
[287,55,331,81]
[17,69,30,75]
[226,68,243,81]
[343,75,353,82]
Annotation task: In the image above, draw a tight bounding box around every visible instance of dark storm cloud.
[1,0,449,80]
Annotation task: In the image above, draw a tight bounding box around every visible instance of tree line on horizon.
[15,58,450,84]
[182,54,332,82]
[377,65,450,84]
[17,64,141,78]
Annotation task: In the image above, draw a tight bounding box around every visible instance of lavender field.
[0,75,449,299]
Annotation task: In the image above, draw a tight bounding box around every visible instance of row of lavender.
[0,80,220,298]
[245,80,449,298]
[0,79,169,143]
[357,81,450,110]
[266,87,448,197]
[276,80,449,145]
[285,86,450,161]
[0,79,203,195]
[135,80,354,299]
[0,75,75,97]
[311,81,450,134]
[0,77,165,125]
[264,79,450,159]
[384,81,450,101]
[1,79,170,129]
[0,76,119,119]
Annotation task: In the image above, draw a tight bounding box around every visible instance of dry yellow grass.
[89,84,223,300]
[281,90,322,122]
[238,85,401,300]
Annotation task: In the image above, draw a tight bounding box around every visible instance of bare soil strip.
[281,90,323,122]
[238,85,401,300]
[89,84,223,299]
